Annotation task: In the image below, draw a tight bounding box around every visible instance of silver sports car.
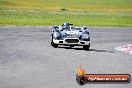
[51,22,90,50]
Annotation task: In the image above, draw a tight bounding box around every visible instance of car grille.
[65,39,79,43]
[66,35,77,38]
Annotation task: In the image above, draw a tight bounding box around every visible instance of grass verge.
[0,0,132,26]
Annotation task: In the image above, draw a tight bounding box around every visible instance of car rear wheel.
[83,43,90,50]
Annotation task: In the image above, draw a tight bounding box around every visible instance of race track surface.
[0,26,132,88]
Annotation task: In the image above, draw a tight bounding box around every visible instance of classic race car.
[51,22,90,50]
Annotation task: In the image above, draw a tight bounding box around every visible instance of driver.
[62,22,73,30]
[62,22,69,27]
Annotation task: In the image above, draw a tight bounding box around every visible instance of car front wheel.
[83,44,90,50]
[51,34,58,48]
[51,42,58,48]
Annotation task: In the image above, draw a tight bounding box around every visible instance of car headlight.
[53,32,61,39]
[82,34,89,39]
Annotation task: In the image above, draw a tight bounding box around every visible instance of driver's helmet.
[63,22,70,29]
[63,22,69,27]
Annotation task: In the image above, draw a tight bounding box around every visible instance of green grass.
[0,0,132,26]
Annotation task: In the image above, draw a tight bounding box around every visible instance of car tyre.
[83,43,90,50]
[51,34,58,48]
[51,42,58,48]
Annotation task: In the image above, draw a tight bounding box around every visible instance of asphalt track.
[0,26,132,88]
